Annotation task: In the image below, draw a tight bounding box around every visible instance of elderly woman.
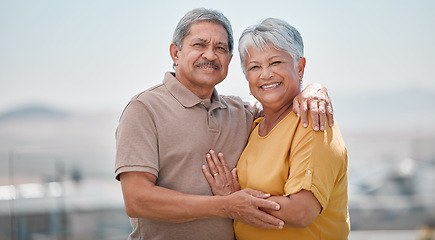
[203,18,349,239]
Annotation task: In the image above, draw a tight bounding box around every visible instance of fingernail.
[314,126,319,131]
[303,123,308,127]
[278,222,284,229]
[320,126,325,131]
[275,204,280,210]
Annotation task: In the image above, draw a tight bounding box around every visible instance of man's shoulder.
[220,94,243,104]
[132,82,167,102]
[219,95,256,107]
[219,95,262,117]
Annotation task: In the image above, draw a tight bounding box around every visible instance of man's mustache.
[194,61,221,69]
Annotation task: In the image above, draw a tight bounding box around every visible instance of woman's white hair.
[238,18,304,72]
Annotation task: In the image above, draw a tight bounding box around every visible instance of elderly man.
[115,8,333,240]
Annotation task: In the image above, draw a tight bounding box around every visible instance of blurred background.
[1,0,434,239]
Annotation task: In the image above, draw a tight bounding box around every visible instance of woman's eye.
[248,66,259,71]
[272,61,282,65]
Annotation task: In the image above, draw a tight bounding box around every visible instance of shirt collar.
[163,72,227,110]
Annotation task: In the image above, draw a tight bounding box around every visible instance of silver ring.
[213,173,219,176]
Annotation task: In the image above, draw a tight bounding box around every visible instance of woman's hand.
[293,83,334,131]
[202,150,241,196]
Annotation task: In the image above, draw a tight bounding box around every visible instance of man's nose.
[202,47,218,61]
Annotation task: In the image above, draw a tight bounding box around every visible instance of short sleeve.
[115,99,159,180]
[284,120,346,211]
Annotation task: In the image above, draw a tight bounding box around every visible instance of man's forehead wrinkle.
[197,38,208,43]
[191,37,228,47]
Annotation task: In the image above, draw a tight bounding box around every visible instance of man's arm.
[119,171,285,229]
[293,83,334,131]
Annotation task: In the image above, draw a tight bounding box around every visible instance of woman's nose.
[260,67,273,80]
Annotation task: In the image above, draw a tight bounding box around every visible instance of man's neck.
[174,73,214,100]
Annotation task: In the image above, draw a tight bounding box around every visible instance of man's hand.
[293,83,334,131]
[202,150,240,196]
[224,188,284,229]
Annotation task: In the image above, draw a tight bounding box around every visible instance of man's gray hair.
[238,18,304,71]
[172,8,234,55]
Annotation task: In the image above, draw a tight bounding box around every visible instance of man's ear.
[170,43,180,66]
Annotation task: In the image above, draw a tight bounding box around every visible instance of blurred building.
[1,105,435,239]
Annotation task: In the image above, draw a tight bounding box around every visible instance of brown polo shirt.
[115,72,261,240]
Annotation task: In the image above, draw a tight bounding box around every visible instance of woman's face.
[244,44,305,110]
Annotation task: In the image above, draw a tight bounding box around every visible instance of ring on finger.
[213,173,219,176]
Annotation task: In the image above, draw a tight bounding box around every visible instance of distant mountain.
[0,105,69,122]
[0,105,117,180]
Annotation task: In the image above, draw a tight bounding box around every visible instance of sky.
[1,0,434,125]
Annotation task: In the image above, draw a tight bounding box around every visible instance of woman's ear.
[298,57,306,78]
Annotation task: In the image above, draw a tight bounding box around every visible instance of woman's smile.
[260,82,282,89]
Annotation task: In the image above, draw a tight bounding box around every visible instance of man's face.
[171,21,233,98]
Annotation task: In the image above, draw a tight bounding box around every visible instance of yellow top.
[235,111,350,240]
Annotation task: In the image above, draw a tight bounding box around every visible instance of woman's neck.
[259,103,293,137]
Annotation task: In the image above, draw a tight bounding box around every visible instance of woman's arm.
[262,190,321,228]
[202,150,241,196]
[202,151,321,228]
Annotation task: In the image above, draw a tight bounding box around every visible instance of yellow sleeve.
[284,120,347,211]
